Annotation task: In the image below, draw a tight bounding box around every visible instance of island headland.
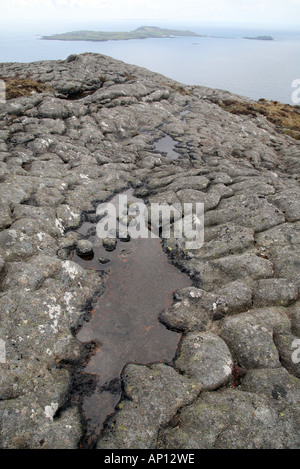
[42,25,205,42]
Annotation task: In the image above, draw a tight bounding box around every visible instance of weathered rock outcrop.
[0,53,299,449]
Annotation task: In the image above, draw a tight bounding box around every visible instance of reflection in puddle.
[73,191,191,446]
[153,135,181,160]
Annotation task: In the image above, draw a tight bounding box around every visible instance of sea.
[0,20,299,104]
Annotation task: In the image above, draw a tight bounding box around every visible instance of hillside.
[0,53,299,449]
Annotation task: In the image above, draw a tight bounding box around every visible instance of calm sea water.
[0,21,299,104]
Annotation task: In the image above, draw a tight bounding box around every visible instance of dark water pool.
[72,192,191,446]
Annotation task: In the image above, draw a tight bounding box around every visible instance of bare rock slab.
[175,331,233,391]
[97,363,201,449]
[158,389,300,449]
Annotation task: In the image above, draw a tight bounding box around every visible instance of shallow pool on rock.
[72,192,191,446]
[153,134,181,160]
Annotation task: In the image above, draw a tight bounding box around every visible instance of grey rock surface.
[76,239,94,257]
[157,389,300,449]
[97,363,201,449]
[174,331,233,390]
[240,368,300,406]
[0,53,299,449]
[219,308,292,370]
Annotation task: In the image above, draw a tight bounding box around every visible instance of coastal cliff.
[0,53,299,449]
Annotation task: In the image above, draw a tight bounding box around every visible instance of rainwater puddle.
[153,135,181,160]
[72,191,191,446]
[180,109,190,124]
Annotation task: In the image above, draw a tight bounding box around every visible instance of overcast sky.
[1,0,300,26]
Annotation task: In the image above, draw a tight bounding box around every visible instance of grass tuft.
[0,75,54,100]
[216,98,300,140]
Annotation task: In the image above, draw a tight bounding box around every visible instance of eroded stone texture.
[157,390,300,449]
[240,368,300,406]
[219,308,292,370]
[0,52,299,449]
[97,363,201,449]
[174,332,233,390]
[253,279,299,308]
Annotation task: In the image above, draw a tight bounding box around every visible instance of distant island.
[42,26,205,42]
[243,36,274,41]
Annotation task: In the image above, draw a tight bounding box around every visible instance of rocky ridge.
[0,53,299,449]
